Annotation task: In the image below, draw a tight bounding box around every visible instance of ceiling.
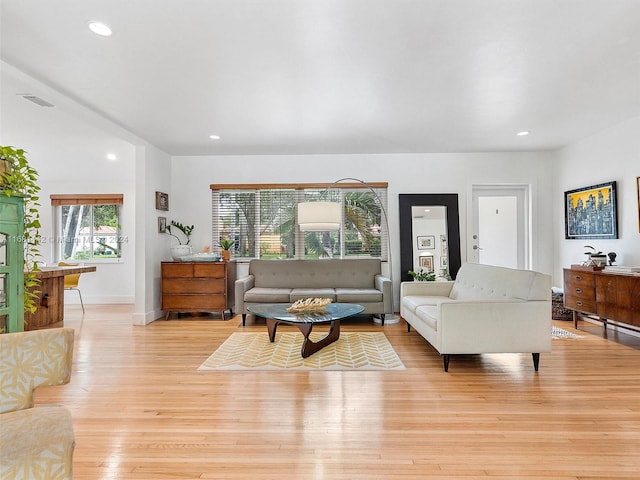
[1,0,639,156]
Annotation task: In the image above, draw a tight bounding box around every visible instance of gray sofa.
[235,259,393,326]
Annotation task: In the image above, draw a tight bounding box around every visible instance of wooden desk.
[25,265,97,330]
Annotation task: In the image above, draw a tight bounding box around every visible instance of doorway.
[470,185,530,269]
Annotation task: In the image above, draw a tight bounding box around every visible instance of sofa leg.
[443,354,450,372]
[532,353,540,372]
[407,323,411,333]
[380,314,385,326]
[242,314,246,326]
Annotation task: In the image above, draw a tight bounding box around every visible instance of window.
[50,194,124,262]
[211,183,388,261]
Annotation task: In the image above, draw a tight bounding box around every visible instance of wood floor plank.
[32,305,640,479]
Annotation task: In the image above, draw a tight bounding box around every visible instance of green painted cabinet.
[0,195,24,332]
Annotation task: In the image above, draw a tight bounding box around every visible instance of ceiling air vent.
[19,94,55,107]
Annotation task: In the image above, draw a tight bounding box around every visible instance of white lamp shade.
[298,201,341,231]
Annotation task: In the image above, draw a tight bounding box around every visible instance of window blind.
[210,183,388,261]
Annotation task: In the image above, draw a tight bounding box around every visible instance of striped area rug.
[198,331,405,371]
[552,326,583,339]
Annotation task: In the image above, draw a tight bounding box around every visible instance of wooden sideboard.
[161,261,236,320]
[563,267,640,330]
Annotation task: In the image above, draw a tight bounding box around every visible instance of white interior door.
[470,185,529,269]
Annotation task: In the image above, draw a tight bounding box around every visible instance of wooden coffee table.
[247,303,365,358]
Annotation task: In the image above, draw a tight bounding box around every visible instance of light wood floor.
[35,305,640,479]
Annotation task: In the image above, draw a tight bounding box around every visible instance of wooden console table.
[25,265,97,330]
[563,267,640,330]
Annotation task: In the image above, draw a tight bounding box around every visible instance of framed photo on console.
[564,181,618,240]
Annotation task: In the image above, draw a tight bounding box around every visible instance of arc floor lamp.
[297,177,399,324]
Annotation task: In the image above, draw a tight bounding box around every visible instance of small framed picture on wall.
[156,191,169,211]
[158,216,167,233]
[417,235,435,250]
[419,255,434,273]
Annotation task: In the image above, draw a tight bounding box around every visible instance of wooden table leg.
[296,320,341,358]
[266,318,279,342]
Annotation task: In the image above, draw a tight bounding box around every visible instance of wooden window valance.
[210,182,388,190]
[50,194,124,206]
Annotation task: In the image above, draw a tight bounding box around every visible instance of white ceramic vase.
[170,245,192,260]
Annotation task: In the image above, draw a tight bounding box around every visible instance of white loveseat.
[400,263,551,372]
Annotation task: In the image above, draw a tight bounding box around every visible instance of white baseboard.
[132,310,158,325]
[63,294,134,304]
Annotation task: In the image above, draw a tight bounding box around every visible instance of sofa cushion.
[450,263,550,301]
[402,295,451,314]
[290,288,336,302]
[250,259,380,289]
[415,305,439,331]
[335,288,382,303]
[244,287,292,303]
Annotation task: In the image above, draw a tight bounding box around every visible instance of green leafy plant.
[439,269,452,281]
[0,145,42,316]
[166,220,194,245]
[584,245,602,255]
[218,238,234,250]
[408,269,436,281]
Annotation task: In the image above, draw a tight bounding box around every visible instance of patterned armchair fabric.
[0,327,75,480]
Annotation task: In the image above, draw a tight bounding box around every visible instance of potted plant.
[408,269,436,281]
[584,245,606,267]
[0,145,42,318]
[218,237,234,261]
[166,220,194,260]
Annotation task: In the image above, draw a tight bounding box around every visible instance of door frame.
[468,184,531,269]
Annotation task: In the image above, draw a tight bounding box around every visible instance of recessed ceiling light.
[517,131,530,136]
[88,21,112,36]
[209,135,221,140]
[107,153,117,161]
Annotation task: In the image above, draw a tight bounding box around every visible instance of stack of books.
[603,265,640,274]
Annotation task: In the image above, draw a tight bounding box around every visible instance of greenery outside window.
[211,183,388,261]
[51,194,124,263]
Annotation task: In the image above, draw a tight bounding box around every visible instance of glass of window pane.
[0,274,6,308]
[0,233,7,266]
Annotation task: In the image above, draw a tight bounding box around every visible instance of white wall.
[553,116,640,285]
[8,61,635,318]
[171,152,555,309]
[133,144,172,325]
[1,64,138,305]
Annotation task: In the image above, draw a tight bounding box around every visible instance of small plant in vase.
[408,269,436,282]
[166,221,194,260]
[218,238,234,261]
[584,245,606,267]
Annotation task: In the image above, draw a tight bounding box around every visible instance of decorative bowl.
[178,253,221,262]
